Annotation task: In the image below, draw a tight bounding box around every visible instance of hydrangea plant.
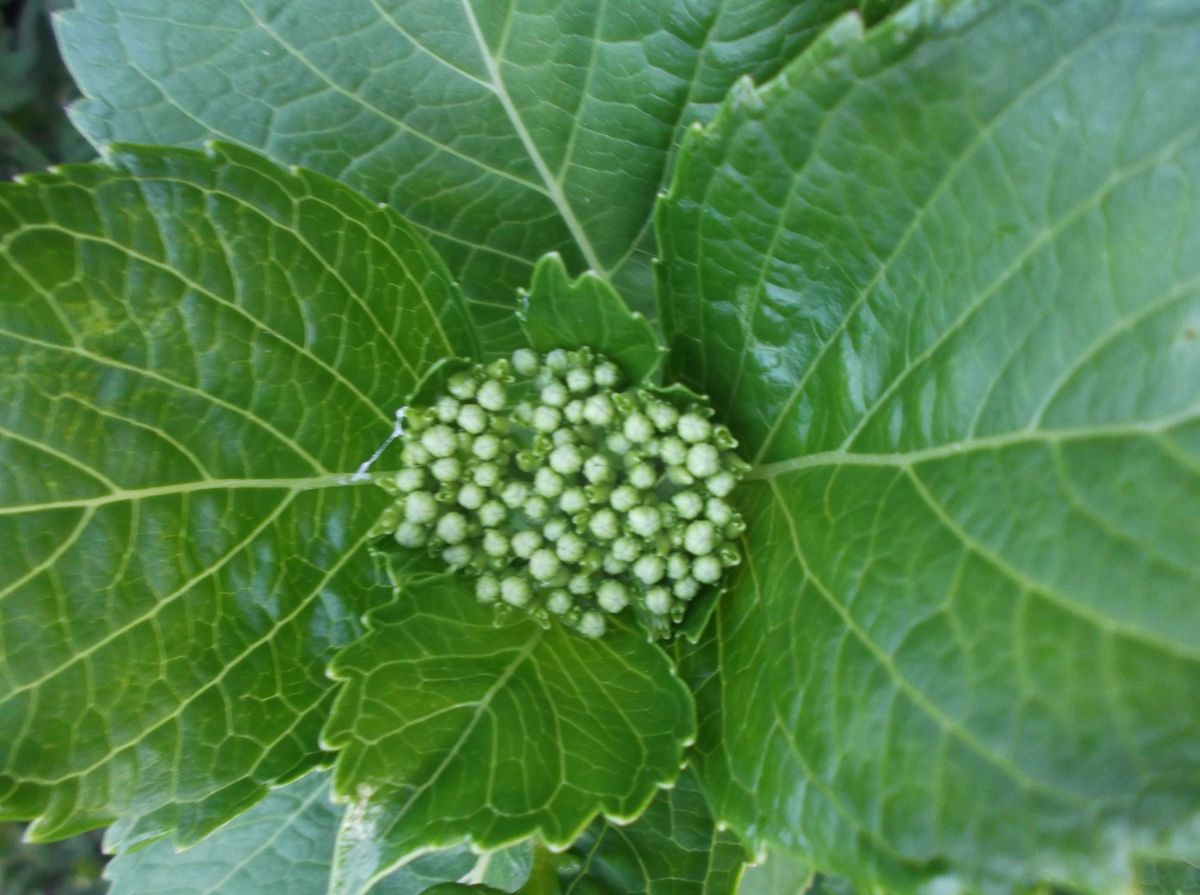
[1,1,1198,895]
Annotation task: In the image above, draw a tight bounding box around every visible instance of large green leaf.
[0,142,475,845]
[555,767,747,895]
[322,572,696,895]
[659,0,1200,891]
[56,0,903,347]
[104,772,496,895]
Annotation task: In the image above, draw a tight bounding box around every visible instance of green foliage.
[56,0,900,350]
[323,571,696,895]
[659,0,1200,891]
[0,141,475,844]
[0,1,1193,894]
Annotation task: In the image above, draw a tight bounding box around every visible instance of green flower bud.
[476,574,500,602]
[564,399,584,424]
[628,462,657,490]
[565,367,592,393]
[719,545,741,567]
[597,580,629,613]
[528,548,561,582]
[512,530,543,559]
[705,498,734,526]
[628,506,662,538]
[436,512,469,545]
[395,467,425,492]
[476,379,507,411]
[593,362,621,388]
[683,520,717,555]
[605,432,631,455]
[677,413,712,444]
[667,553,690,580]
[524,496,550,520]
[540,381,569,407]
[556,532,587,564]
[567,572,592,595]
[401,442,430,467]
[658,436,686,466]
[545,348,571,373]
[674,577,700,600]
[501,481,530,508]
[534,467,565,498]
[706,470,737,498]
[666,465,695,487]
[611,536,639,563]
[543,517,569,541]
[546,590,573,615]
[589,508,620,540]
[501,576,532,607]
[512,348,540,376]
[551,427,577,446]
[647,401,679,431]
[578,611,606,638]
[421,425,458,458]
[457,482,486,510]
[471,433,501,461]
[609,485,639,513]
[482,530,510,558]
[532,405,562,432]
[405,491,438,524]
[671,491,703,520]
[583,394,615,427]
[394,521,427,548]
[633,554,666,585]
[559,487,589,515]
[435,396,460,423]
[602,554,628,575]
[549,443,583,475]
[447,372,478,400]
[623,413,654,444]
[644,587,672,615]
[686,443,720,478]
[442,544,473,569]
[470,463,498,489]
[582,454,612,485]
[479,500,506,528]
[457,403,488,434]
[431,457,461,483]
[692,554,723,583]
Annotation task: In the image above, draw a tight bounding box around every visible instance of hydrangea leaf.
[518,253,663,384]
[554,767,747,895]
[659,0,1200,891]
[56,0,905,348]
[322,571,696,895]
[0,142,475,845]
[104,772,497,895]
[736,851,812,895]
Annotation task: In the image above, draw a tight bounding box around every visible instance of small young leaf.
[322,571,696,895]
[0,142,476,845]
[518,253,664,384]
[104,772,497,895]
[555,767,747,895]
[659,0,1200,891]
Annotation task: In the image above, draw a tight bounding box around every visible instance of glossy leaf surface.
[659,0,1200,890]
[323,572,695,895]
[57,0,903,347]
[0,142,474,844]
[519,253,663,384]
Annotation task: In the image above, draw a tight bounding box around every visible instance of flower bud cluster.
[375,348,746,638]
